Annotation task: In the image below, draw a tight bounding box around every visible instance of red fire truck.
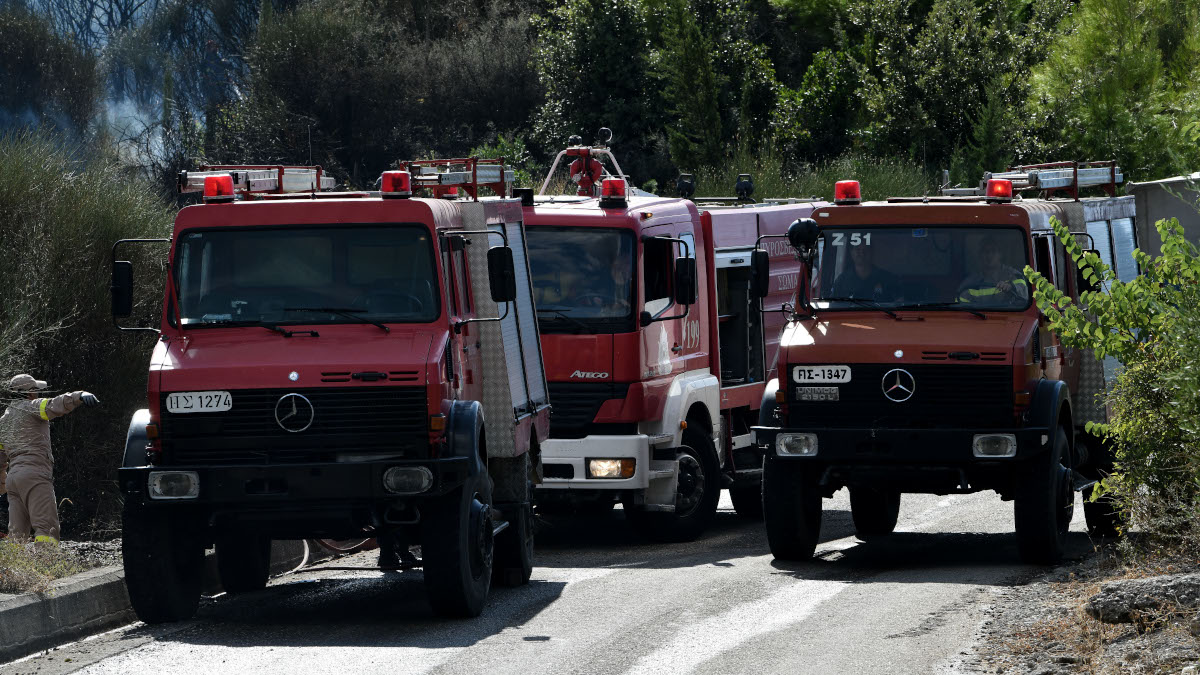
[112,161,549,621]
[523,137,826,540]
[752,164,1131,564]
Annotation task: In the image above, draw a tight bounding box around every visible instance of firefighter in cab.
[0,374,100,543]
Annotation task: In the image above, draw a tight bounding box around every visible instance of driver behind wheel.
[958,236,1029,307]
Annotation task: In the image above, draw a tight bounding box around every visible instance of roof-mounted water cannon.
[736,174,755,202]
[599,177,627,209]
[676,173,696,199]
[834,180,862,205]
[539,128,630,197]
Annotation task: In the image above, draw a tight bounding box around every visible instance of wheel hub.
[468,495,494,579]
[675,450,706,517]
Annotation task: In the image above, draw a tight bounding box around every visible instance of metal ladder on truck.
[941,160,1124,199]
[178,165,338,197]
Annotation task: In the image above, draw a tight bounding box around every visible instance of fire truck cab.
[112,162,549,622]
[753,166,1131,564]
[525,139,825,540]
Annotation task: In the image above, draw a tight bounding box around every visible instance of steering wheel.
[569,292,610,307]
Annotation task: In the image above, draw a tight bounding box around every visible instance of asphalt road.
[3,490,1095,675]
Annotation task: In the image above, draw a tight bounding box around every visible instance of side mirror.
[673,257,697,306]
[487,246,518,303]
[751,250,770,298]
[787,218,820,251]
[112,260,134,318]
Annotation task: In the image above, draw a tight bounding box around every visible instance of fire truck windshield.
[811,226,1031,312]
[173,224,440,327]
[526,226,636,333]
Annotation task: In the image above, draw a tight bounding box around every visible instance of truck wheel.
[493,483,534,588]
[762,454,821,561]
[215,534,271,593]
[1014,426,1073,564]
[849,488,901,540]
[121,501,204,624]
[422,483,494,617]
[729,485,764,520]
[1082,485,1123,539]
[628,427,721,542]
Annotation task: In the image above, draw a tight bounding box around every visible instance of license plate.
[792,365,851,383]
[165,391,233,413]
[796,386,840,402]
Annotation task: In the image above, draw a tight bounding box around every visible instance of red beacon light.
[599,177,627,208]
[381,170,412,198]
[203,174,235,203]
[986,178,1013,202]
[834,180,862,205]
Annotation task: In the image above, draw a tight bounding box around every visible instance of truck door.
[1032,234,1071,387]
[641,226,704,379]
[442,235,477,397]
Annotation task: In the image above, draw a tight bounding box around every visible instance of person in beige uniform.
[0,374,99,542]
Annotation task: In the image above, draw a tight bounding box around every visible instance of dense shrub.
[0,131,172,537]
[1027,217,1200,551]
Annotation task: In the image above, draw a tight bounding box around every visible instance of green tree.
[531,0,669,182]
[772,48,859,161]
[1027,0,1200,178]
[0,6,100,133]
[654,0,725,170]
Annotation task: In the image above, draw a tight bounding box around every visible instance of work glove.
[81,393,100,408]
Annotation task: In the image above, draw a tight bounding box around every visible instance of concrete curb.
[0,540,333,664]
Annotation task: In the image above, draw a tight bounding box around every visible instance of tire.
[1082,485,1122,539]
[421,481,494,618]
[729,485,764,520]
[849,488,901,540]
[627,427,722,542]
[121,500,205,624]
[1014,426,1073,565]
[493,486,534,588]
[215,533,271,593]
[762,453,821,561]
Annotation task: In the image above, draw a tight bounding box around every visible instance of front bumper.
[538,435,677,491]
[751,426,1051,463]
[119,456,470,507]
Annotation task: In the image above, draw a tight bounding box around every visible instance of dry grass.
[0,539,87,595]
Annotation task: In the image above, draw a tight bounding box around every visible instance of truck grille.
[547,382,633,439]
[787,364,1014,429]
[160,386,428,465]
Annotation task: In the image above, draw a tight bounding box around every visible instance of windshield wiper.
[536,307,591,333]
[892,301,987,320]
[284,307,390,333]
[816,297,899,319]
[191,319,320,337]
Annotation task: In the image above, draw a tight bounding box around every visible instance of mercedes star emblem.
[275,393,315,432]
[881,368,916,403]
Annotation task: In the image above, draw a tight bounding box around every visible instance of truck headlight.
[383,466,434,494]
[777,433,818,456]
[587,458,635,479]
[973,434,1017,458]
[148,471,199,500]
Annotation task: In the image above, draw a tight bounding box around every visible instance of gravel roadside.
[960,546,1200,674]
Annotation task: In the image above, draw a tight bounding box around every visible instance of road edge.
[0,540,326,664]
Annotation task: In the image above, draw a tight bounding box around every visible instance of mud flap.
[644,459,679,511]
